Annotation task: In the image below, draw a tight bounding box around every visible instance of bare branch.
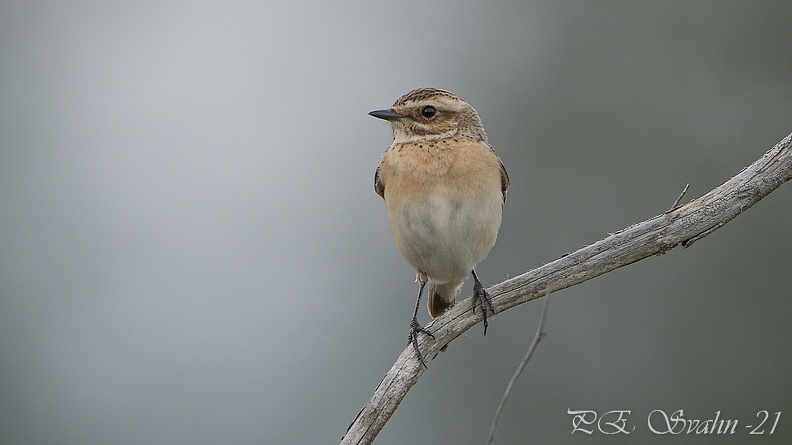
[340,132,792,445]
[487,289,551,445]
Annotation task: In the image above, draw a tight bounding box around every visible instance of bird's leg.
[471,269,495,335]
[409,280,435,368]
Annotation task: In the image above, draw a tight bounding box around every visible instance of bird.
[369,88,509,367]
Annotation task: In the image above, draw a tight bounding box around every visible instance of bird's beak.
[368,109,404,121]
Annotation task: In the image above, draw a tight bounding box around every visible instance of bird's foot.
[408,317,435,368]
[472,276,495,335]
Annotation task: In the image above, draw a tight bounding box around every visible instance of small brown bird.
[370,88,509,366]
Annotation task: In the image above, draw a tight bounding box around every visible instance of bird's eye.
[421,105,437,119]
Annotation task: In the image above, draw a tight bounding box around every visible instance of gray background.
[2,1,791,444]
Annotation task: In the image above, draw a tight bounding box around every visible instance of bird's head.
[369,88,486,144]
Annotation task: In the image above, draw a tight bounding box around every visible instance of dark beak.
[368,109,404,121]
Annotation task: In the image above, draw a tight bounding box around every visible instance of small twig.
[486,290,551,445]
[666,183,690,213]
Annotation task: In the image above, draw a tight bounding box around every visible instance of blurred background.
[2,1,791,444]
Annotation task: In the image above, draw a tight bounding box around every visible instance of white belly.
[386,185,502,284]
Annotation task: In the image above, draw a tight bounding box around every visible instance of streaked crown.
[369,88,487,144]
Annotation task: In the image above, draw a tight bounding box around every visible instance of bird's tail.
[427,282,461,318]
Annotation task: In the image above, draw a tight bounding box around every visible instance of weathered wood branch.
[341,131,792,445]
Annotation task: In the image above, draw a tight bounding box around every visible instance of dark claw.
[409,317,434,368]
[471,270,495,335]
